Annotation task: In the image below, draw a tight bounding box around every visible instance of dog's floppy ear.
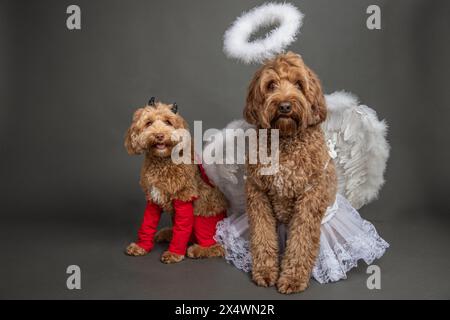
[124,108,145,155]
[148,97,155,106]
[244,69,262,125]
[171,103,178,114]
[305,67,327,126]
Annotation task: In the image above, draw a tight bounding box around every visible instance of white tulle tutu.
[215,194,389,284]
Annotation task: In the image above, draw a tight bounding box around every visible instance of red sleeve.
[193,212,226,247]
[168,199,195,255]
[136,201,162,252]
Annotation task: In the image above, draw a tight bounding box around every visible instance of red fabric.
[168,199,195,255]
[136,201,162,252]
[193,212,226,247]
[134,199,225,254]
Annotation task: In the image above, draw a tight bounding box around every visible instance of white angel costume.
[204,92,390,284]
[204,3,390,283]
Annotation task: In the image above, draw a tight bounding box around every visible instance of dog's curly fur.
[244,52,337,293]
[124,101,227,262]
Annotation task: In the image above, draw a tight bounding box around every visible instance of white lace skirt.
[214,194,389,284]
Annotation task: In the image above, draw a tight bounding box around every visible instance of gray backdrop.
[0,0,449,299]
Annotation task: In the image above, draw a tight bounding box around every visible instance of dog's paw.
[154,227,173,243]
[125,242,148,256]
[252,267,279,287]
[276,275,309,294]
[187,243,225,259]
[160,250,184,264]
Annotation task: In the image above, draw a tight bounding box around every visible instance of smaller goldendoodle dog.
[124,98,227,263]
[244,52,337,293]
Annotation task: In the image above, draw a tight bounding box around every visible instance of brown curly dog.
[124,98,227,264]
[244,52,337,293]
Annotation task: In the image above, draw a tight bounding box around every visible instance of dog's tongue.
[155,143,166,150]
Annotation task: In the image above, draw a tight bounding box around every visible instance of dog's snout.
[278,102,292,114]
[155,134,164,141]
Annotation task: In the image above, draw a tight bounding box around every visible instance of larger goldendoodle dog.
[244,52,337,293]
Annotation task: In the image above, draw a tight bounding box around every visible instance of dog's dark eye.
[145,121,152,127]
[165,120,172,126]
[295,81,303,90]
[267,81,276,91]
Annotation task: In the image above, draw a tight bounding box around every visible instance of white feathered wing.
[323,91,389,209]
[202,120,252,216]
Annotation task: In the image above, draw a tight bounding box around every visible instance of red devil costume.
[134,164,227,256]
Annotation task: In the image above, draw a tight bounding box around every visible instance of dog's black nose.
[155,134,164,141]
[279,102,292,114]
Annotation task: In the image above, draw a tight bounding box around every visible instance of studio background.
[1,0,449,299]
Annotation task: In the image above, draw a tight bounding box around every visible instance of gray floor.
[1,202,448,300]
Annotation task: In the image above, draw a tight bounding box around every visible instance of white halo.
[223,3,303,64]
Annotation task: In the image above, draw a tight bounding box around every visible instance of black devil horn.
[148,97,155,106]
[171,103,178,114]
